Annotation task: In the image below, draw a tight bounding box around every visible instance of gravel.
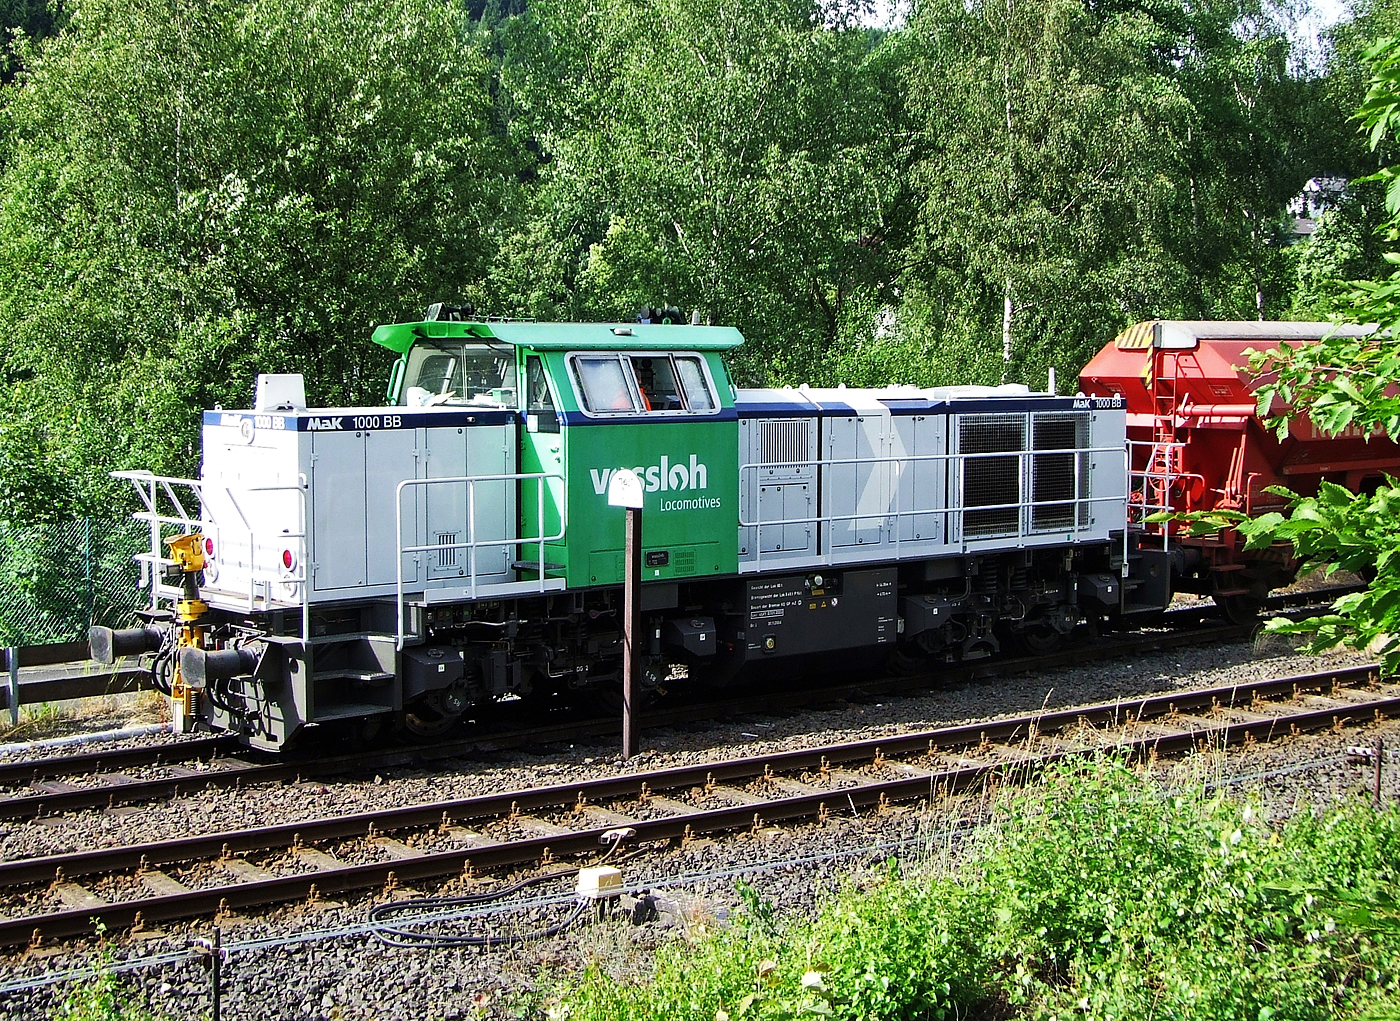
[0,637,1393,1019]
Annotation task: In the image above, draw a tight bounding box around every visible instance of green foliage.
[897,0,1339,386]
[0,0,63,82]
[1244,35,1400,448]
[0,0,508,519]
[53,927,162,1021]
[493,0,896,385]
[1290,184,1394,319]
[1160,478,1400,672]
[54,970,160,1021]
[1181,34,1400,678]
[557,761,1400,1021]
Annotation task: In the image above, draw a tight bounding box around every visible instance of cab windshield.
[400,341,517,408]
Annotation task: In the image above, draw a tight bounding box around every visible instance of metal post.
[1376,738,1385,809]
[211,926,222,1021]
[194,926,223,1021]
[7,647,18,728]
[83,517,94,636]
[622,506,642,759]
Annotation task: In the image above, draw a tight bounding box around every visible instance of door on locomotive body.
[534,334,741,589]
[517,347,567,579]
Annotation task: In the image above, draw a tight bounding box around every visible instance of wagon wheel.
[1212,589,1266,625]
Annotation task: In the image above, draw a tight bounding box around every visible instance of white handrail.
[113,470,311,643]
[394,472,566,649]
[1125,438,1187,552]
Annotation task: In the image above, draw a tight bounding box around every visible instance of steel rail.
[0,619,1261,819]
[0,598,1362,820]
[0,661,1382,885]
[0,664,1392,947]
[0,736,240,789]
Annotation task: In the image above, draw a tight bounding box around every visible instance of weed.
[51,928,163,1021]
[53,970,160,1021]
[0,700,67,740]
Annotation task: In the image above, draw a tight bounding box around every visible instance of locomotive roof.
[732,383,1104,417]
[371,319,745,354]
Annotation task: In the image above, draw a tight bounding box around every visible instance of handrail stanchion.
[391,471,567,648]
[468,481,478,602]
[396,479,408,651]
[537,477,546,590]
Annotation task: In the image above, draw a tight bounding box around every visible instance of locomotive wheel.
[1013,624,1064,656]
[593,683,659,715]
[887,645,930,676]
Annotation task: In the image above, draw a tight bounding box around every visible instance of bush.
[557,759,1400,1021]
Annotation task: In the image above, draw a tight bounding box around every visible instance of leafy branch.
[1152,479,1400,672]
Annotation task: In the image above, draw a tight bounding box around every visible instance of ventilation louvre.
[436,532,458,569]
[755,419,812,469]
[1031,413,1090,531]
[960,415,1023,537]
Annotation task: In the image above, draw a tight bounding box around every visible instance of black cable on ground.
[367,831,637,948]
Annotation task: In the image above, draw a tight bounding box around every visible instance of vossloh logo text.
[590,455,721,510]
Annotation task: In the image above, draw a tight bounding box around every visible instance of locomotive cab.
[374,319,744,592]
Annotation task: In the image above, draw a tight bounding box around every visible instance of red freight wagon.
[1079,320,1400,621]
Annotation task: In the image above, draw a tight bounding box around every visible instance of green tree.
[0,0,507,521]
[1177,34,1400,673]
[896,0,1344,388]
[491,0,899,384]
[0,0,62,82]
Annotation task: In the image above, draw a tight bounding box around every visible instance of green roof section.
[370,320,496,354]
[371,320,745,354]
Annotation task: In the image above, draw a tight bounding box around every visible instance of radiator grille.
[1031,413,1090,531]
[436,532,458,569]
[960,415,1023,537]
[673,548,697,574]
[755,419,812,468]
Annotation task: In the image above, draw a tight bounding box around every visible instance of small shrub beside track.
[561,759,1400,1021]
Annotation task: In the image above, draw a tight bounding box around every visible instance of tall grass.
[559,758,1400,1021]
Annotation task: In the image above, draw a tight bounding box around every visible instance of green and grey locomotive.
[91,314,1142,751]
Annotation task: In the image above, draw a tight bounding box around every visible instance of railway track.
[0,586,1360,820]
[0,611,1301,818]
[0,661,1392,949]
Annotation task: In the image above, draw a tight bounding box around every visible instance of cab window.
[401,341,517,407]
[629,356,684,411]
[526,356,559,432]
[674,356,716,410]
[568,352,720,416]
[572,355,638,413]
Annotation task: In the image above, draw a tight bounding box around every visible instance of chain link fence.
[0,517,150,647]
